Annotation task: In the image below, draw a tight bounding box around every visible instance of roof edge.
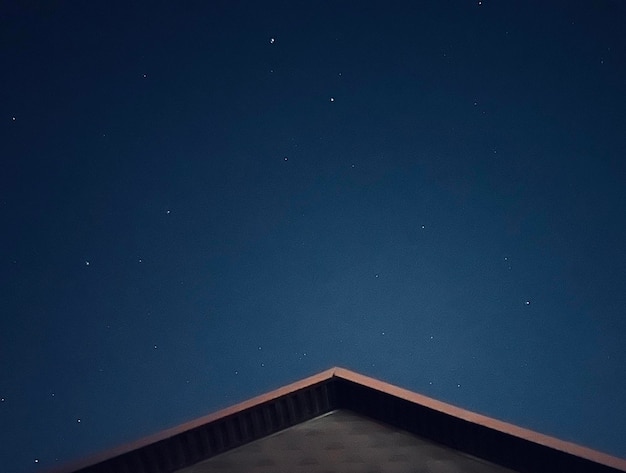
[47,368,337,473]
[331,367,626,472]
[47,366,626,473]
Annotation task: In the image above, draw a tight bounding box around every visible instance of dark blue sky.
[2,1,626,472]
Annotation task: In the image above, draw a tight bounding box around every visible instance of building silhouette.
[49,367,626,473]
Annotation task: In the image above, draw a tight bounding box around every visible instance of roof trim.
[332,367,626,472]
[47,366,626,473]
[46,368,338,473]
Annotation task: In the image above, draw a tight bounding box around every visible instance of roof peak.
[48,367,626,473]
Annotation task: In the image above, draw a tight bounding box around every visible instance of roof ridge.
[46,367,626,473]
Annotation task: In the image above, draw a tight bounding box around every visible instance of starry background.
[2,1,626,472]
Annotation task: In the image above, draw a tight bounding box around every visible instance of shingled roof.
[49,367,626,473]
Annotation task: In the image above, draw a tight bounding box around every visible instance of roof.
[48,367,626,473]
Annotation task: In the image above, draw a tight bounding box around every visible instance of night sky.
[2,1,626,472]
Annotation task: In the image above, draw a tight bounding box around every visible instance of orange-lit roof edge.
[47,366,626,473]
[332,367,626,472]
[45,367,337,473]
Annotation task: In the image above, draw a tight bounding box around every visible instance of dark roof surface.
[49,367,626,473]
